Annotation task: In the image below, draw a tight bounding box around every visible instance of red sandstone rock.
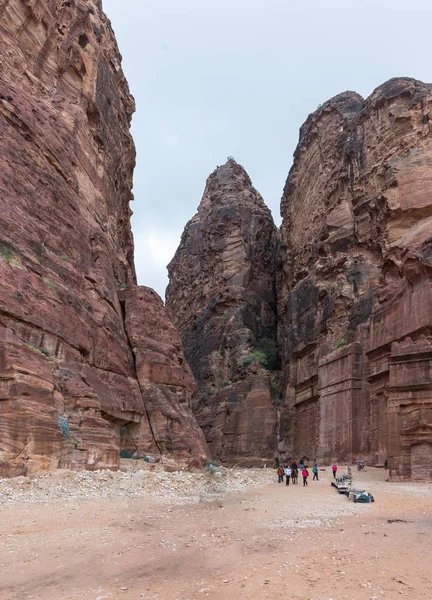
[278,78,432,480]
[122,286,207,463]
[0,0,206,475]
[166,160,279,464]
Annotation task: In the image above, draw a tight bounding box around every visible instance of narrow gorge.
[0,2,431,482]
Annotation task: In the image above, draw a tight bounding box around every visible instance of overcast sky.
[103,0,431,298]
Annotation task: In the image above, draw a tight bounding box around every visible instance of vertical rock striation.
[122,286,207,464]
[0,0,206,476]
[166,160,279,464]
[278,78,432,480]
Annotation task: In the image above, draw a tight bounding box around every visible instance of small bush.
[334,331,349,350]
[57,416,71,439]
[269,372,281,401]
[24,343,49,357]
[255,337,279,370]
[242,349,267,368]
[56,368,69,379]
[0,247,13,262]
[119,282,127,290]
[0,246,21,265]
[335,339,347,349]
[44,278,57,292]
[199,389,215,403]
[205,458,220,469]
[120,449,138,459]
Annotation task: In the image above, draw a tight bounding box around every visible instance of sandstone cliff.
[166,160,279,465]
[0,0,206,476]
[278,78,432,480]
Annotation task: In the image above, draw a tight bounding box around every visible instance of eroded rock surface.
[167,160,279,464]
[122,286,207,463]
[278,78,432,480]
[0,0,205,475]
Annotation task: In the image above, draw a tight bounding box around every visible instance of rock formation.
[278,78,432,480]
[2,6,430,484]
[122,286,206,466]
[0,0,206,476]
[166,160,279,465]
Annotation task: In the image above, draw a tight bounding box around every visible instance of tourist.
[332,464,338,479]
[284,465,292,486]
[277,465,284,483]
[384,459,388,470]
[302,466,309,486]
[312,463,319,481]
[299,459,304,471]
[291,460,298,483]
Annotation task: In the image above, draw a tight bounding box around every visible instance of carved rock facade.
[278,78,432,480]
[0,0,206,476]
[166,160,279,465]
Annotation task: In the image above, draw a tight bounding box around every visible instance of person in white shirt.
[284,466,292,486]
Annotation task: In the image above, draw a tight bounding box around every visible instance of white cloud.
[133,227,181,299]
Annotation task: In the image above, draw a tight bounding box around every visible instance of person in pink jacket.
[302,467,309,486]
[332,464,338,479]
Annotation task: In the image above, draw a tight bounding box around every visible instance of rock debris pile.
[0,466,273,506]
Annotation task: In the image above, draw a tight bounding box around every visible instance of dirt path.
[0,468,431,600]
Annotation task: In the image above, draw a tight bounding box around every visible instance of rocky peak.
[367,76,432,108]
[187,160,272,236]
[167,161,279,464]
[296,91,364,151]
[204,159,253,194]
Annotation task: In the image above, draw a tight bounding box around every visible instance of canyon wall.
[0,0,206,476]
[278,78,432,480]
[166,160,279,465]
[3,3,430,485]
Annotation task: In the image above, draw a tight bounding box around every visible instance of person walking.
[284,465,292,486]
[312,463,319,481]
[332,464,338,479]
[302,467,309,486]
[299,459,304,472]
[291,465,298,484]
[276,465,284,483]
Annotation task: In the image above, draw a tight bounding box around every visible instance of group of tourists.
[276,459,320,487]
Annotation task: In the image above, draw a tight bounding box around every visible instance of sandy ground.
[0,467,431,600]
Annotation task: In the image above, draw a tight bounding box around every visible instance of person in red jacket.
[332,464,338,479]
[276,465,284,483]
[302,467,309,486]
